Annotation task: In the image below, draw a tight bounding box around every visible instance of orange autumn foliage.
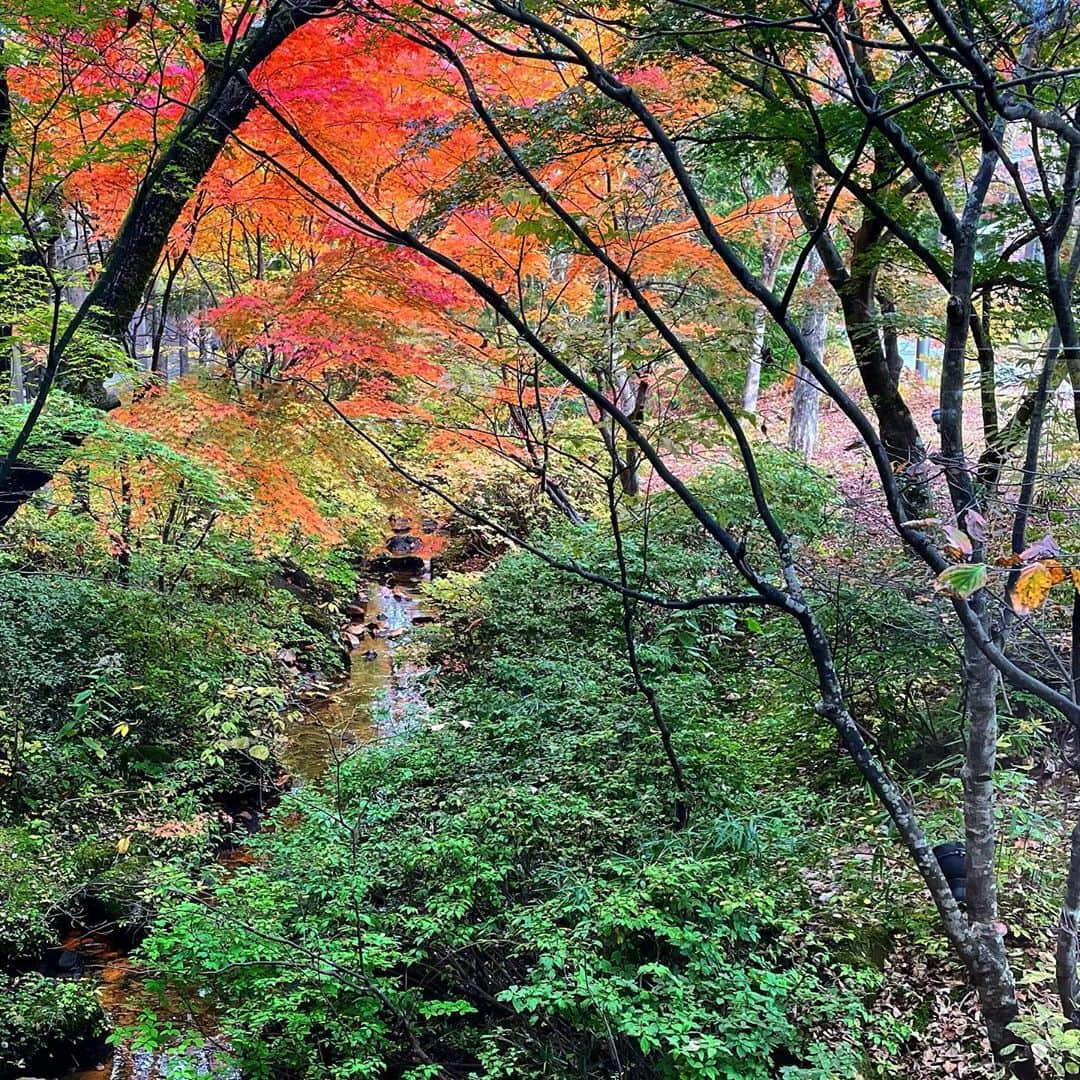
[112,385,345,551]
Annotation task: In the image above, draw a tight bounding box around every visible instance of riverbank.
[107,485,941,1077]
[57,537,436,1079]
[55,515,446,1080]
[0,506,448,1078]
[0,567,330,1077]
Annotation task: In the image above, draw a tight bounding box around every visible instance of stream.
[284,573,429,782]
[54,524,437,1080]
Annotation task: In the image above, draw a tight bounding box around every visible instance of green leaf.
[934,563,987,598]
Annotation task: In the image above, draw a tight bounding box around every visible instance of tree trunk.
[87,1,333,339]
[877,289,903,388]
[178,320,190,377]
[742,180,785,414]
[836,251,925,481]
[9,343,22,404]
[787,162,927,508]
[0,0,337,529]
[116,466,132,584]
[790,255,827,461]
[915,337,930,380]
[961,603,1029,1070]
[742,305,767,414]
[618,377,649,496]
[1053,243,1080,1025]
[1057,824,1080,1024]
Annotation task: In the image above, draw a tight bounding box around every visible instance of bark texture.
[789,255,827,461]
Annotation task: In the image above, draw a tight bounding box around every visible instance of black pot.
[933,841,967,904]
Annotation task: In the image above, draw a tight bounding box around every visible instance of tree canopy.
[1,0,1080,1076]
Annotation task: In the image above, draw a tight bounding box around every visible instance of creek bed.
[284,572,429,782]
[56,554,431,1080]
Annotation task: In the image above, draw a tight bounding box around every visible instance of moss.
[85,854,152,925]
[0,826,57,961]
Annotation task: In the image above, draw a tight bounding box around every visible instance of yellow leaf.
[1072,568,1080,594]
[116,836,131,855]
[112,722,130,737]
[1012,560,1066,615]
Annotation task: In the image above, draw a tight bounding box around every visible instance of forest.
[0,0,1078,1077]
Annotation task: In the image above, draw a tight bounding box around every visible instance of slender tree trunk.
[742,187,784,414]
[150,254,186,382]
[618,377,648,496]
[178,320,190,377]
[973,303,999,446]
[915,337,930,380]
[877,289,903,388]
[1052,226,1080,1021]
[9,344,22,404]
[742,306,767,414]
[70,466,91,515]
[837,242,925,476]
[787,163,927,508]
[1058,824,1080,1024]
[116,466,132,584]
[790,255,828,461]
[938,138,1001,515]
[962,599,1028,1068]
[811,597,1031,1074]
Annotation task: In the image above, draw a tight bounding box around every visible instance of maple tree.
[180,3,1079,1072]
[1,0,1080,1073]
[0,0,351,524]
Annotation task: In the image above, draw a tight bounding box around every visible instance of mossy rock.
[84,854,151,926]
[67,837,118,882]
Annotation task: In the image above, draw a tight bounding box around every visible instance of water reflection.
[283,574,427,781]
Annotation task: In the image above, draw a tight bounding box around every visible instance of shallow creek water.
[283,575,428,782]
[57,549,432,1080]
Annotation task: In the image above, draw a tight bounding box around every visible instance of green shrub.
[0,825,58,960]
[0,563,347,997]
[0,572,334,812]
[129,490,918,1078]
[0,971,105,1073]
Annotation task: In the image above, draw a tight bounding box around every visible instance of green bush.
[0,561,349,1008]
[129,490,918,1078]
[0,825,58,960]
[0,572,337,812]
[0,971,105,1073]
